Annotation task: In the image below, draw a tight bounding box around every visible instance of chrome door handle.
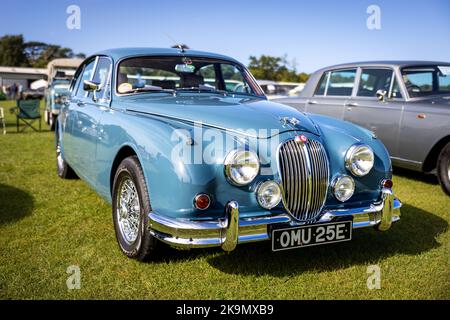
[307,100,318,105]
[77,101,85,107]
[345,102,358,107]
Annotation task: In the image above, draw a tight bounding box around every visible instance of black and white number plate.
[272,221,352,251]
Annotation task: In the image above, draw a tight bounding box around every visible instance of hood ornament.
[280,116,300,126]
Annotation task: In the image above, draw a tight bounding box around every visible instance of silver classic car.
[277,61,450,195]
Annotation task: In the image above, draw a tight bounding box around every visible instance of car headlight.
[345,144,374,177]
[333,175,355,202]
[224,150,260,186]
[256,180,282,209]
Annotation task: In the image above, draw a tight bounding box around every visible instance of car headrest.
[182,74,204,88]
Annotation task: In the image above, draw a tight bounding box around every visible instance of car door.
[81,56,113,186]
[69,56,112,185]
[344,67,404,158]
[63,58,96,170]
[305,69,357,120]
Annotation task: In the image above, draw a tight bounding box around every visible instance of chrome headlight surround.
[256,180,282,209]
[345,144,374,177]
[333,175,355,202]
[224,150,260,186]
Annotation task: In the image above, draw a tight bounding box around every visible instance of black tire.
[437,142,450,196]
[49,114,56,131]
[56,128,78,179]
[112,156,160,261]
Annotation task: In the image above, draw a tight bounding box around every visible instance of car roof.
[299,60,450,97]
[316,60,450,72]
[93,47,242,65]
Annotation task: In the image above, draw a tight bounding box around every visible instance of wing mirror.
[83,80,100,91]
[376,89,387,102]
[83,80,101,102]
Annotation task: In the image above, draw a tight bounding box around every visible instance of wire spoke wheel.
[116,177,141,244]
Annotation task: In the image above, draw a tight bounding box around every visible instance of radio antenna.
[164,32,187,53]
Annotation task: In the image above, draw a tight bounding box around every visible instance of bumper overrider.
[148,188,401,251]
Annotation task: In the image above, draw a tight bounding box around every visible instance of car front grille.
[278,138,330,221]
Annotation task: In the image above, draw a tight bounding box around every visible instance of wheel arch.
[423,135,450,172]
[110,145,139,196]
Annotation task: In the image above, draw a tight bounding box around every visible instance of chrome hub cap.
[116,177,140,244]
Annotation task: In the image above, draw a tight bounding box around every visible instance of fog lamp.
[333,175,355,202]
[256,180,282,209]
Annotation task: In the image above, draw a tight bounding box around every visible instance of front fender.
[309,113,392,207]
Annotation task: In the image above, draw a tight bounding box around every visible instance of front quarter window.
[390,76,403,99]
[314,72,328,96]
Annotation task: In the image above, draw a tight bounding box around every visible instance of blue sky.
[1,0,449,72]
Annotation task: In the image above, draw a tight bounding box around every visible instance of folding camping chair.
[16,99,41,132]
[0,107,6,134]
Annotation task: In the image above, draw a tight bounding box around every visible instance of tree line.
[0,34,309,82]
[0,34,85,68]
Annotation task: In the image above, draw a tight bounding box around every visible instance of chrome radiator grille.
[278,139,330,221]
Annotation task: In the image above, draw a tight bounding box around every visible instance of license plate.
[272,221,352,251]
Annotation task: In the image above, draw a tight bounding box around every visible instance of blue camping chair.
[16,100,41,132]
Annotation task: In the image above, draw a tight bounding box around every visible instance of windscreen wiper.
[176,87,229,95]
[124,87,176,94]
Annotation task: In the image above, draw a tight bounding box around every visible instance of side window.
[91,57,112,101]
[390,76,403,99]
[75,59,96,98]
[357,69,393,97]
[220,64,253,94]
[314,73,328,96]
[327,69,356,96]
[438,72,450,92]
[402,70,434,97]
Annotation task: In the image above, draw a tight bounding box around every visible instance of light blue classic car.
[57,48,401,260]
[45,58,82,130]
[45,79,71,130]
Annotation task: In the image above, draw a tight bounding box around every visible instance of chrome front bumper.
[148,188,401,251]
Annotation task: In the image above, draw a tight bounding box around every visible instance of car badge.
[294,135,308,143]
[280,117,300,126]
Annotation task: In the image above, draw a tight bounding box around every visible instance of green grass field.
[0,100,449,299]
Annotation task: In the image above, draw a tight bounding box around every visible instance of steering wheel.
[406,84,422,93]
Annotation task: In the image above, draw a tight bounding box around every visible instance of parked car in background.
[44,58,83,130]
[258,80,304,99]
[21,88,45,100]
[276,61,450,195]
[56,48,401,260]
